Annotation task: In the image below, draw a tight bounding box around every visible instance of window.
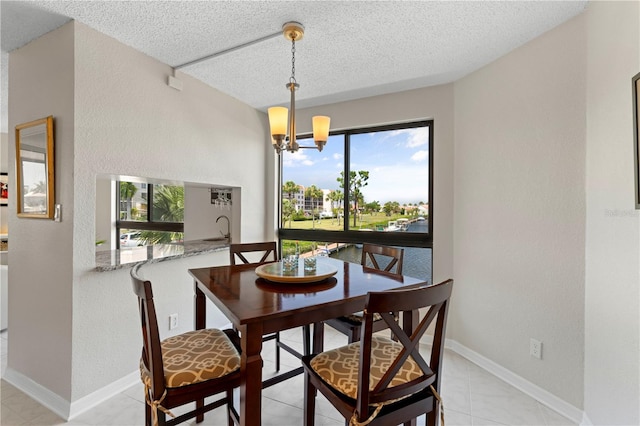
[117,181,184,248]
[278,121,433,281]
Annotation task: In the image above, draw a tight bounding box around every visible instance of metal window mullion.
[343,132,351,231]
[147,184,154,223]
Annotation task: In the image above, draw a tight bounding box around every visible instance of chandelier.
[268,22,330,154]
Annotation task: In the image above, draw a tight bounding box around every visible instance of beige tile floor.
[0,327,576,426]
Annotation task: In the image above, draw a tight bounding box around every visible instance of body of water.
[329,222,432,282]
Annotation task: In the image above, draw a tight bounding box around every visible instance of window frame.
[278,120,433,249]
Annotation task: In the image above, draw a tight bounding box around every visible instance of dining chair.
[131,264,241,426]
[325,243,404,343]
[229,242,311,373]
[302,279,453,426]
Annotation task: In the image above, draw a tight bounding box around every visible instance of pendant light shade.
[312,116,330,151]
[268,107,288,148]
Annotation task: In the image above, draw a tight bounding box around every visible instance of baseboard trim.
[445,338,587,425]
[68,371,139,420]
[3,367,72,419]
[3,367,139,421]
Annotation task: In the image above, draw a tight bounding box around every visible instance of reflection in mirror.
[15,116,54,218]
[96,175,240,252]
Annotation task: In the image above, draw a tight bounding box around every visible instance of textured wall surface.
[453,14,587,408]
[70,21,271,401]
[584,1,640,424]
[8,22,76,401]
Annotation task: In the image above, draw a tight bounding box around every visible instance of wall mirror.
[95,175,240,251]
[15,116,55,219]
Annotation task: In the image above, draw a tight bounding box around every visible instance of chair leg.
[426,409,437,426]
[144,397,152,426]
[157,410,167,426]
[275,332,281,371]
[302,324,311,356]
[196,398,204,422]
[227,389,235,426]
[348,325,360,344]
[303,373,316,426]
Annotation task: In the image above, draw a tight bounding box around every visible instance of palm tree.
[119,182,138,220]
[283,180,299,199]
[305,185,323,229]
[152,185,184,222]
[337,170,369,227]
[326,189,344,225]
[282,199,296,228]
[139,185,184,245]
[32,180,47,194]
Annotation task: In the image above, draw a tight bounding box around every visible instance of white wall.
[296,84,455,283]
[453,13,587,410]
[8,22,76,401]
[584,1,640,424]
[69,21,270,403]
[7,20,272,413]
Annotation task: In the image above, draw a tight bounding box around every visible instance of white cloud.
[333,153,343,160]
[411,150,429,162]
[389,127,430,148]
[283,151,314,168]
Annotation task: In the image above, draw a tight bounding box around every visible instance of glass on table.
[303,256,317,273]
[282,244,299,275]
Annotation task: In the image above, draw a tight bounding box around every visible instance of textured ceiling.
[0,1,588,133]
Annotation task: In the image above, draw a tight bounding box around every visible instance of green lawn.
[283,211,414,231]
[281,212,426,254]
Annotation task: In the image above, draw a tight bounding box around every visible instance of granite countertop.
[95,238,230,272]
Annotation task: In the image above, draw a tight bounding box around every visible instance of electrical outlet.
[530,338,542,359]
[169,314,179,330]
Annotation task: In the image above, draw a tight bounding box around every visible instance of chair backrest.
[360,243,404,275]
[131,264,166,399]
[229,242,278,265]
[355,279,453,421]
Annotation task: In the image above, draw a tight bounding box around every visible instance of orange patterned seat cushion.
[309,335,423,401]
[140,328,240,388]
[343,311,383,323]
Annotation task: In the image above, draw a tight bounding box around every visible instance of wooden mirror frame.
[15,116,55,219]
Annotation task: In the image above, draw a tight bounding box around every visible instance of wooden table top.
[189,257,427,331]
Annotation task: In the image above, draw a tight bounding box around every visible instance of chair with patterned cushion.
[229,242,311,375]
[325,243,405,343]
[302,279,453,426]
[131,264,241,426]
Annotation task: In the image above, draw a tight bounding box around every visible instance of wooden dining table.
[188,257,427,426]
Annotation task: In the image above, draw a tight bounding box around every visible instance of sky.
[282,126,430,205]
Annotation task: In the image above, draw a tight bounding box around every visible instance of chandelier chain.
[290,39,296,84]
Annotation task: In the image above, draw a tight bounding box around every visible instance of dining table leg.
[239,322,264,426]
[194,284,206,330]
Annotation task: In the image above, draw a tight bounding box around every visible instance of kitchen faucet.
[216,215,230,240]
